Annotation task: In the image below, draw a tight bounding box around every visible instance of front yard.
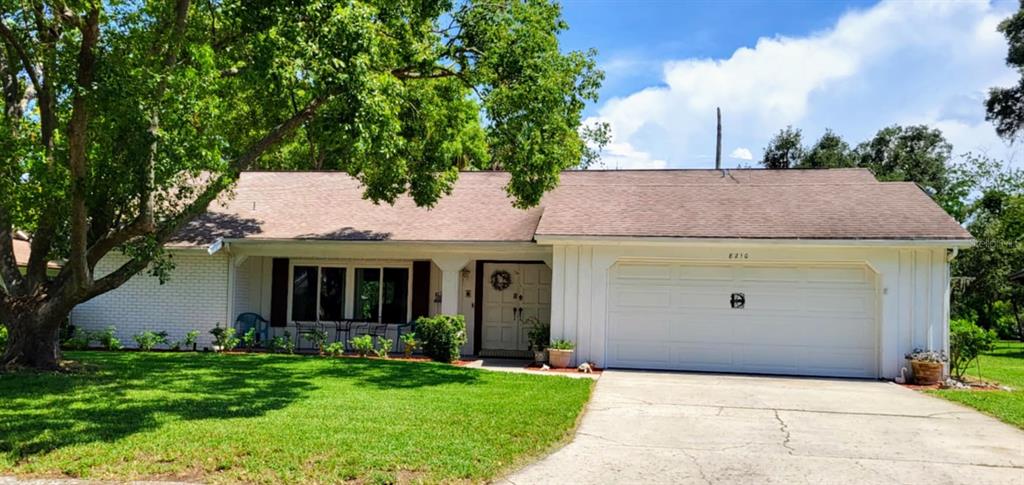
[0,351,592,484]
[929,340,1024,429]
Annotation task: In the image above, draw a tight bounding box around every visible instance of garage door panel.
[607,261,879,378]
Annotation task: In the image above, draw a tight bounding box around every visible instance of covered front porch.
[223,240,553,356]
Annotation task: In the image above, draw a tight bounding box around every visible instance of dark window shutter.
[270,258,289,327]
[411,260,431,321]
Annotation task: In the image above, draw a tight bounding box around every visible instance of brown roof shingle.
[170,168,971,246]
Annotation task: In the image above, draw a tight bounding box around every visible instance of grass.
[0,351,593,484]
[928,340,1024,429]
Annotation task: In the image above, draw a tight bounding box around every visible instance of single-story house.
[12,231,61,274]
[72,168,973,379]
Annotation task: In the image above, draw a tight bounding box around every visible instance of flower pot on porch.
[911,360,943,385]
[548,348,573,369]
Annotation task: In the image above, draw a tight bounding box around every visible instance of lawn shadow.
[312,357,481,389]
[0,352,315,462]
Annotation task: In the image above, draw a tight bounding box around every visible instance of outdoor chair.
[234,312,270,346]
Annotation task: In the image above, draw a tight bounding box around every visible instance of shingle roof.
[170,168,972,246]
[12,235,61,269]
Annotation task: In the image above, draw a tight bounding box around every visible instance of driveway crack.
[773,409,796,455]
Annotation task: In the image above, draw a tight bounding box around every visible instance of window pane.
[382,268,409,323]
[319,267,345,321]
[355,268,381,322]
[291,266,317,322]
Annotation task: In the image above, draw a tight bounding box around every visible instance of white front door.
[606,261,879,378]
[481,263,552,351]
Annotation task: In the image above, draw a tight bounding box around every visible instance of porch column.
[432,255,470,315]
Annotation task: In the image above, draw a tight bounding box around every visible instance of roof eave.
[533,234,977,248]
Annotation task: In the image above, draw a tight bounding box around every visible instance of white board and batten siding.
[71,250,230,349]
[550,243,952,379]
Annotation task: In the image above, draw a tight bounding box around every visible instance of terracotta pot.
[911,360,943,385]
[548,348,573,369]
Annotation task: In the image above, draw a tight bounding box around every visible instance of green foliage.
[64,328,95,350]
[854,125,952,196]
[415,315,467,363]
[349,335,375,358]
[987,5,1024,142]
[184,330,200,350]
[760,126,804,169]
[400,332,419,358]
[210,326,239,351]
[97,327,123,351]
[133,331,169,351]
[798,129,856,169]
[549,339,575,351]
[949,319,997,379]
[242,328,258,350]
[303,327,329,354]
[271,332,295,354]
[0,325,7,353]
[375,338,393,359]
[526,317,550,351]
[324,341,346,357]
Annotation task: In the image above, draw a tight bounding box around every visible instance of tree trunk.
[1,311,63,370]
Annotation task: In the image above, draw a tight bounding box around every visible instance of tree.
[0,0,603,369]
[797,129,855,169]
[760,126,803,169]
[986,2,1024,141]
[853,125,952,196]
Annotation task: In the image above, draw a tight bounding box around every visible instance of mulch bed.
[524,362,603,375]
[901,378,1005,391]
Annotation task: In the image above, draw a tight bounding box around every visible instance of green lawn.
[929,340,1024,429]
[0,351,593,484]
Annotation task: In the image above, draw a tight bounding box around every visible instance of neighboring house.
[72,168,972,379]
[12,231,61,275]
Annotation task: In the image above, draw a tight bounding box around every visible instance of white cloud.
[592,0,1022,169]
[729,147,753,160]
[593,141,668,169]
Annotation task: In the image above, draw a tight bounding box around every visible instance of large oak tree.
[0,0,603,369]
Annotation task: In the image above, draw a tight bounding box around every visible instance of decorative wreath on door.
[490,270,512,291]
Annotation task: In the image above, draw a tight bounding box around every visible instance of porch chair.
[235,312,270,346]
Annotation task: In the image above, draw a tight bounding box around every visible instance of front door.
[481,263,551,352]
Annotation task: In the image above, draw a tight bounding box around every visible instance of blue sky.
[556,0,1022,169]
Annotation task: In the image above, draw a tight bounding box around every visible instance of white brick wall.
[71,250,229,349]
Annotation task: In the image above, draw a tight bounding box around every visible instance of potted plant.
[548,339,575,369]
[526,317,550,364]
[905,348,946,385]
[400,332,419,358]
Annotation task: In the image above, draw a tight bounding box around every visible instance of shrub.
[950,319,997,379]
[184,330,200,351]
[549,339,575,351]
[64,327,95,350]
[134,331,169,351]
[349,335,374,357]
[324,341,345,357]
[400,332,419,358]
[304,326,329,354]
[415,314,466,363]
[242,328,258,350]
[375,338,393,358]
[526,317,549,351]
[0,325,7,353]
[210,325,239,351]
[97,326,122,351]
[271,332,295,354]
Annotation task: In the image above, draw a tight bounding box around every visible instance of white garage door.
[607,261,879,378]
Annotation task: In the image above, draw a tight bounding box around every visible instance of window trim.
[287,259,413,325]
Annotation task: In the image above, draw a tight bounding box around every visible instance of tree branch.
[66,8,99,290]
[0,20,41,95]
[0,207,24,294]
[232,96,325,171]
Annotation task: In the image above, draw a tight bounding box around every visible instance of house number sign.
[728,252,750,260]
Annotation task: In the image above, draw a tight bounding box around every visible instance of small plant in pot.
[400,332,419,359]
[548,339,575,369]
[905,348,947,385]
[526,317,550,364]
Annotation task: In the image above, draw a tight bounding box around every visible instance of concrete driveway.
[503,371,1024,485]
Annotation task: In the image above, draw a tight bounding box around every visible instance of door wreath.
[490,270,512,291]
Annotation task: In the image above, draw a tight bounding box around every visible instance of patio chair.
[333,320,355,350]
[234,312,270,346]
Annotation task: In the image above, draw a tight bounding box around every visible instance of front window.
[291,266,346,322]
[292,263,409,323]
